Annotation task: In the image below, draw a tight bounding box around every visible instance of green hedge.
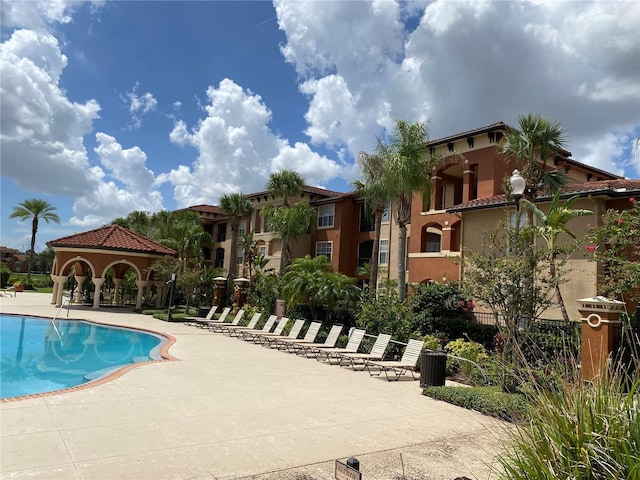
[423,386,529,422]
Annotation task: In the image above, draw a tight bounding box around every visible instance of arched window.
[421,224,442,253]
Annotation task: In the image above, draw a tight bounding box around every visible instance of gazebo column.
[113,278,123,306]
[74,276,86,303]
[51,275,59,304]
[135,280,148,309]
[92,278,105,309]
[52,275,67,307]
[155,281,164,307]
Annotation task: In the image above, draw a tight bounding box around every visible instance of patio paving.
[1,293,509,479]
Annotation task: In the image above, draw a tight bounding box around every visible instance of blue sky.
[1,0,639,253]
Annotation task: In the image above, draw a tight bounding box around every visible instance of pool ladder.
[51,298,71,340]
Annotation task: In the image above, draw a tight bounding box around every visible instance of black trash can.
[198,306,210,317]
[420,349,447,387]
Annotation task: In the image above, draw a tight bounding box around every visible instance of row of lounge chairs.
[186,306,425,381]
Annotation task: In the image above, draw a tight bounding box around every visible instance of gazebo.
[47,225,177,309]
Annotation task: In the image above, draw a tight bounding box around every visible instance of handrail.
[51,298,72,340]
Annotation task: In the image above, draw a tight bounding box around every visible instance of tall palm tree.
[376,120,437,300]
[238,231,257,282]
[263,170,306,274]
[266,170,305,207]
[10,199,61,278]
[353,151,388,292]
[499,114,569,203]
[219,193,254,278]
[154,210,211,272]
[522,192,592,321]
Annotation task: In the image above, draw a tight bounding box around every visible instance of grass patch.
[423,385,529,422]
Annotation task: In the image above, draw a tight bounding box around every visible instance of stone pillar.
[92,278,105,309]
[113,278,123,306]
[430,175,442,211]
[52,275,67,307]
[233,277,250,309]
[577,296,626,382]
[462,168,476,202]
[74,276,86,303]
[135,280,147,310]
[51,275,59,304]
[213,276,227,308]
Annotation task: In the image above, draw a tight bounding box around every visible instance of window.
[358,240,373,267]
[236,249,244,266]
[381,201,390,222]
[217,223,227,242]
[509,211,527,229]
[238,220,246,236]
[359,204,374,232]
[258,245,266,257]
[378,240,389,265]
[426,233,441,252]
[214,247,225,269]
[317,204,335,228]
[316,241,332,260]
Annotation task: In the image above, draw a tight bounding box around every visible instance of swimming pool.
[0,315,165,400]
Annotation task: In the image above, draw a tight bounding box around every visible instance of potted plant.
[13,281,24,292]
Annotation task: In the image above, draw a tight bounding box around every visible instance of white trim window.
[316,241,332,260]
[236,249,244,266]
[258,245,266,257]
[381,201,390,222]
[238,220,247,236]
[317,204,335,228]
[378,239,389,265]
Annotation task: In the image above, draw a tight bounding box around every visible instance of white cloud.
[161,78,343,207]
[122,83,158,129]
[0,0,105,32]
[275,0,640,178]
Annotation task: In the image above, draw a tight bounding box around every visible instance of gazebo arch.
[47,225,176,309]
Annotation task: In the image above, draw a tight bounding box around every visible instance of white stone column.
[113,278,123,306]
[92,278,105,309]
[135,280,148,309]
[74,276,86,303]
[51,275,59,304]
[51,275,67,307]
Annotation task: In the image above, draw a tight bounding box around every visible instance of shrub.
[357,290,413,357]
[445,338,486,378]
[0,263,12,288]
[496,375,640,479]
[423,386,529,422]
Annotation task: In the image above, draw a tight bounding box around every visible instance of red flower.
[618,217,624,225]
[585,245,597,252]
[630,198,635,203]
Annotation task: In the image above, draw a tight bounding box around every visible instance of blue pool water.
[0,315,164,399]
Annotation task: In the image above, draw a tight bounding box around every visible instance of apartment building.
[186,121,639,319]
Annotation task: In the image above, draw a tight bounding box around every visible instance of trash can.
[420,349,447,387]
[198,306,210,317]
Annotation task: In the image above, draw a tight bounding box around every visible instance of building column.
[462,168,476,203]
[135,280,147,310]
[51,275,59,304]
[113,278,123,306]
[74,276,86,303]
[431,175,442,211]
[52,275,67,307]
[92,278,105,309]
[577,296,626,381]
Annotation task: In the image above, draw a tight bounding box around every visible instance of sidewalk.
[1,293,508,479]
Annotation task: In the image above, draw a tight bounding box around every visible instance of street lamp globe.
[510,170,526,197]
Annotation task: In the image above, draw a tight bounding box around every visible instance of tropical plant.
[586,198,640,303]
[354,151,388,291]
[111,210,154,237]
[153,210,211,272]
[521,192,592,321]
[261,202,315,276]
[280,255,360,321]
[219,193,254,278]
[375,120,438,300]
[238,231,257,281]
[177,266,204,311]
[263,170,306,274]
[9,198,61,278]
[498,113,569,202]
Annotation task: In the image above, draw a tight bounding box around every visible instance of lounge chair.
[262,319,306,348]
[292,324,343,356]
[336,333,392,370]
[315,328,366,363]
[273,321,321,351]
[184,305,218,327]
[198,306,231,329]
[365,339,425,381]
[222,312,262,336]
[246,316,289,344]
[208,308,244,333]
[239,315,278,342]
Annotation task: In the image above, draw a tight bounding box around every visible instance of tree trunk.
[28,217,38,278]
[550,254,570,322]
[397,222,407,301]
[229,226,239,278]
[369,208,383,292]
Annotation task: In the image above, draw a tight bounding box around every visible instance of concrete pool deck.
[1,293,508,480]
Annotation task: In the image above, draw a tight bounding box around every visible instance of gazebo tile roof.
[47,225,176,255]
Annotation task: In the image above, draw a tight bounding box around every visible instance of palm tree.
[261,202,315,275]
[219,193,254,278]
[10,199,61,278]
[499,114,569,203]
[238,231,257,282]
[263,170,306,274]
[154,210,211,272]
[266,170,305,207]
[522,192,593,321]
[376,120,437,300]
[353,151,388,292]
[111,210,153,237]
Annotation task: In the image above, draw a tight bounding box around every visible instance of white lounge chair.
[337,333,392,370]
[315,328,366,363]
[293,324,343,357]
[274,322,321,351]
[208,308,244,333]
[184,305,218,327]
[365,339,425,381]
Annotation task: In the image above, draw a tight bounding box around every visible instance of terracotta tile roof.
[245,185,347,200]
[47,225,177,255]
[447,179,640,212]
[427,121,508,146]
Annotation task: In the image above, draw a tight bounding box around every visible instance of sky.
[1,0,639,253]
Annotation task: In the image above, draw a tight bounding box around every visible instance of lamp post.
[509,169,526,212]
[167,273,176,321]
